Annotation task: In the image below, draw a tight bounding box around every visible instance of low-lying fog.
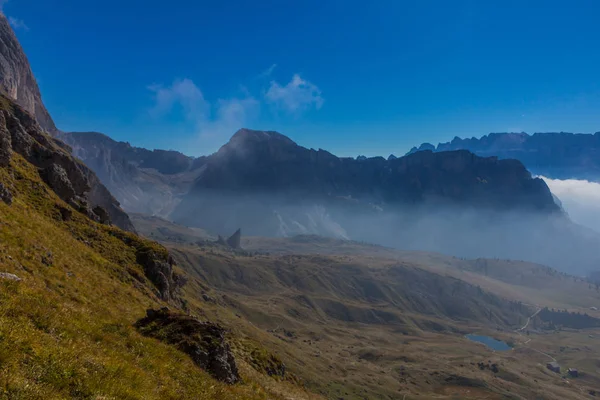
[541,176,600,234]
[175,190,600,276]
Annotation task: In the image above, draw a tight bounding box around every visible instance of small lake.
[465,334,512,351]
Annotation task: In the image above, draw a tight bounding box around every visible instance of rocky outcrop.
[408,131,600,181]
[0,182,12,204]
[0,272,20,281]
[0,13,55,133]
[0,93,134,230]
[135,250,178,300]
[226,229,241,249]
[135,308,240,384]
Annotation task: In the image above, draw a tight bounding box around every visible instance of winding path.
[515,307,557,361]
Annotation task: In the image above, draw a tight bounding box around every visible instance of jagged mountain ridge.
[187,129,556,211]
[0,13,55,133]
[173,128,559,232]
[408,131,600,181]
[57,131,206,216]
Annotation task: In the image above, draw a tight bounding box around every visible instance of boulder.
[0,182,12,205]
[92,205,111,224]
[0,272,20,281]
[135,308,240,384]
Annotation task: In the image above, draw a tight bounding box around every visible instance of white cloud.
[265,74,324,113]
[148,78,258,144]
[541,176,600,233]
[148,71,324,152]
[8,16,28,31]
[148,79,208,121]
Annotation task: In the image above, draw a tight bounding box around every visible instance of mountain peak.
[229,128,297,146]
[0,13,56,133]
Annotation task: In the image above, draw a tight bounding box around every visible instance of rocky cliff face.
[57,131,205,216]
[408,132,600,181]
[0,94,134,230]
[0,13,55,133]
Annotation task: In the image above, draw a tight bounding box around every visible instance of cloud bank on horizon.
[541,176,600,233]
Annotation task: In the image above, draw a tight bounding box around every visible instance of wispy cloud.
[148,70,324,153]
[148,79,208,121]
[1,1,29,31]
[541,176,600,233]
[265,74,324,114]
[148,78,259,144]
[8,16,28,31]
[257,63,277,79]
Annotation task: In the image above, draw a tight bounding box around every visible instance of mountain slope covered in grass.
[0,95,317,400]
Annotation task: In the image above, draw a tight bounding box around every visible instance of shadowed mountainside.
[57,131,206,216]
[172,128,559,234]
[408,131,600,181]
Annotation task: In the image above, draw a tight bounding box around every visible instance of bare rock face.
[135,308,241,384]
[0,13,55,133]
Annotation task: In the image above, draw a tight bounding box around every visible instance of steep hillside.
[408,131,600,181]
[57,131,205,216]
[0,96,318,400]
[0,13,55,132]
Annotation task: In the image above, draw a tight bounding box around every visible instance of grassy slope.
[0,153,318,399]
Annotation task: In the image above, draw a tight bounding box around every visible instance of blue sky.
[3,0,600,157]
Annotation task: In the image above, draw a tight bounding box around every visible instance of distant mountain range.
[171,128,559,234]
[408,132,600,181]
